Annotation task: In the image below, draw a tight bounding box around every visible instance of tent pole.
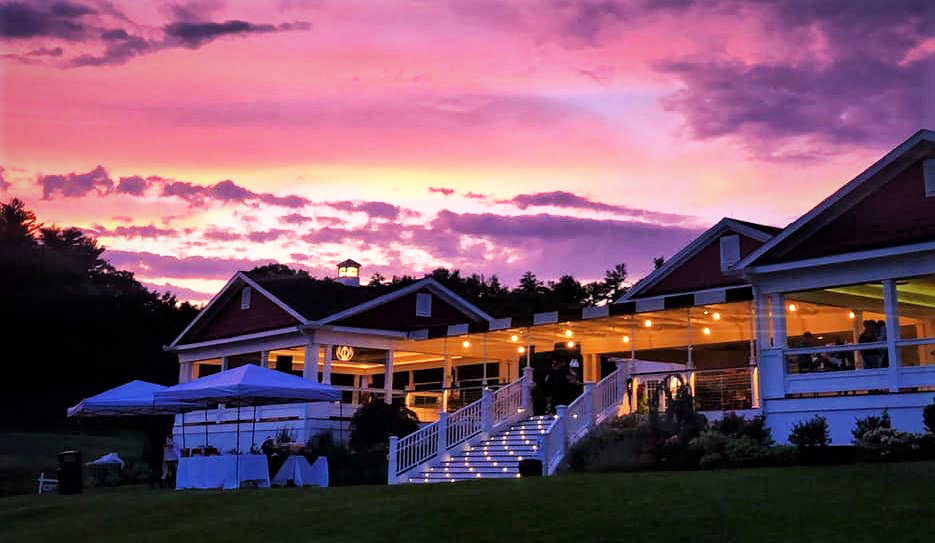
[237,404,241,454]
[204,408,208,448]
[251,401,257,451]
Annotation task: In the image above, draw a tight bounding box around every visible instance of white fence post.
[555,405,568,452]
[481,388,493,435]
[583,383,594,428]
[437,413,448,457]
[521,366,534,414]
[387,435,399,485]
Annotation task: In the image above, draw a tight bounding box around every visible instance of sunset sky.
[1,0,933,303]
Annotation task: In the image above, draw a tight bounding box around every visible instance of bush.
[713,413,773,446]
[304,432,386,486]
[563,423,657,473]
[855,427,921,461]
[923,397,935,435]
[767,445,799,466]
[349,400,420,454]
[852,410,891,443]
[723,436,771,468]
[789,415,830,449]
[698,453,725,469]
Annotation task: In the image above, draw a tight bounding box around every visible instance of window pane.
[899,342,935,367]
[896,274,935,342]
[785,283,887,348]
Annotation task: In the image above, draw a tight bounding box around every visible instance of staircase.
[388,359,632,484]
[406,415,554,483]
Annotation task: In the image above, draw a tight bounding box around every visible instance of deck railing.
[539,361,629,475]
[388,367,534,484]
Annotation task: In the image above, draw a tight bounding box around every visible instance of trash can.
[518,458,542,477]
[57,450,83,495]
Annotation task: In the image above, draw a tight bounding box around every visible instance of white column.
[384,350,394,404]
[178,361,193,383]
[442,354,453,412]
[221,356,230,371]
[770,294,787,349]
[481,388,493,434]
[883,279,901,391]
[303,342,320,381]
[387,435,399,485]
[686,307,693,369]
[521,366,534,413]
[322,344,333,385]
[352,375,361,405]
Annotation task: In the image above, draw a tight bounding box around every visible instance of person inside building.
[859,320,881,369]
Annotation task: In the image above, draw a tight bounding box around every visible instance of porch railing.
[388,367,534,484]
[539,360,629,475]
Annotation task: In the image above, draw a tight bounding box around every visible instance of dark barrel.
[57,450,83,494]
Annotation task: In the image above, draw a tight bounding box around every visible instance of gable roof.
[168,272,496,349]
[735,129,935,271]
[617,217,778,302]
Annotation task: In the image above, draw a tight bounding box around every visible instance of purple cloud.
[503,191,693,225]
[104,249,275,280]
[111,225,177,239]
[161,178,311,208]
[39,165,113,199]
[651,0,935,154]
[326,200,401,220]
[115,175,148,196]
[247,229,291,243]
[140,280,213,303]
[280,213,313,224]
[429,186,455,196]
[203,226,242,242]
[0,1,96,40]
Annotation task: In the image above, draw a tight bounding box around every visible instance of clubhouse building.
[168,129,935,482]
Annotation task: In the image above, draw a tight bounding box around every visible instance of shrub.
[767,445,799,466]
[712,413,773,446]
[691,430,727,456]
[852,410,891,444]
[923,397,935,435]
[698,452,725,469]
[349,400,420,454]
[855,427,920,460]
[563,423,656,473]
[723,436,771,468]
[789,415,830,449]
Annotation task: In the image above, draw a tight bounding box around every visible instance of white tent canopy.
[155,364,341,407]
[67,380,203,418]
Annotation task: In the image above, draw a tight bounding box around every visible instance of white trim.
[316,278,494,325]
[169,326,301,351]
[533,311,558,325]
[167,274,247,348]
[742,240,935,275]
[618,218,776,302]
[236,272,310,323]
[736,129,935,270]
[314,325,409,338]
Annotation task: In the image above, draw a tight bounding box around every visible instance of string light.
[517,346,526,354]
[462,340,471,348]
[564,329,573,338]
[787,303,798,312]
[644,319,653,328]
[703,327,711,335]
[848,311,856,319]
[712,312,721,320]
[622,335,630,343]
[566,340,576,348]
[510,334,519,342]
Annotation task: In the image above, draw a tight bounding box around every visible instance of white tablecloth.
[176,455,271,490]
[271,456,328,487]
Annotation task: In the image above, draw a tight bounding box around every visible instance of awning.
[67,380,203,417]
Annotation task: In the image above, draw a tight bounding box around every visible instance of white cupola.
[337,259,361,286]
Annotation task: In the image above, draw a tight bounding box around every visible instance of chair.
[37,472,58,494]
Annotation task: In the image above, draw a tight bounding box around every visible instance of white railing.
[446,397,484,450]
[592,365,626,422]
[538,361,629,475]
[392,420,440,476]
[491,377,526,429]
[388,367,534,484]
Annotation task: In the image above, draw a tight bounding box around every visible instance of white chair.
[37,472,58,494]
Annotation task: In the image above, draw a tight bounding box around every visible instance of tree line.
[1,198,656,427]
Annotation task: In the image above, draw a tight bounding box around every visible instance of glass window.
[785,282,887,348]
[896,274,935,341]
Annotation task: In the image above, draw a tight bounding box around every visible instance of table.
[271,455,328,487]
[176,455,270,490]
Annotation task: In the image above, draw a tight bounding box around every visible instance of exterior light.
[564,329,573,338]
[787,303,798,312]
[462,340,471,348]
[712,312,721,320]
[622,335,630,343]
[703,327,711,336]
[848,311,856,319]
[644,319,653,328]
[517,346,526,354]
[566,340,575,348]
[510,334,519,342]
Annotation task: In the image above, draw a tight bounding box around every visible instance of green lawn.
[0,431,145,497]
[2,462,934,543]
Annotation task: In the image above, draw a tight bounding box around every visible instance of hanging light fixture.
[566,340,576,349]
[712,312,721,320]
[848,311,856,319]
[517,346,526,354]
[462,339,471,348]
[622,335,630,343]
[564,329,573,338]
[510,334,519,342]
[787,303,798,312]
[702,327,711,336]
[644,319,653,328]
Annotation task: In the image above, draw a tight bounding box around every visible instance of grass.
[2,461,934,543]
[0,431,146,497]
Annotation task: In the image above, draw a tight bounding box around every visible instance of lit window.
[240,286,252,310]
[416,292,432,317]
